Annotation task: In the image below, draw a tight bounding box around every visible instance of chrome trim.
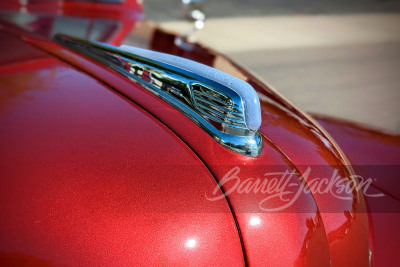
[54,34,263,156]
[178,0,205,46]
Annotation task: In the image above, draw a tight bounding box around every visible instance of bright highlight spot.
[249,216,261,226]
[185,238,197,248]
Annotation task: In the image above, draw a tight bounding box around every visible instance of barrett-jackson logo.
[205,166,384,212]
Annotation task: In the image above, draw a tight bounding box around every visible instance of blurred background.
[141,0,400,132]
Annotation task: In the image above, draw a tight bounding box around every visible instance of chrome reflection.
[54,34,263,156]
[177,0,205,46]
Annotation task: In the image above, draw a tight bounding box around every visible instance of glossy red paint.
[362,187,400,267]
[19,24,375,265]
[0,29,245,266]
[314,114,400,201]
[0,0,142,16]
[2,4,397,264]
[313,115,400,267]
[314,114,400,167]
[0,0,143,46]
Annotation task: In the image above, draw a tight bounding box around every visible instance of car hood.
[1,20,371,266]
[0,28,245,266]
[125,23,372,266]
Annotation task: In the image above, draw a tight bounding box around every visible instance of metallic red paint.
[0,0,143,46]
[314,114,400,167]
[0,30,245,266]
[313,115,400,267]
[2,5,398,266]
[21,25,372,266]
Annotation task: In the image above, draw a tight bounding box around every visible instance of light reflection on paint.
[249,216,261,226]
[185,238,197,248]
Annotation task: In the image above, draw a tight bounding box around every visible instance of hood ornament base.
[54,34,263,157]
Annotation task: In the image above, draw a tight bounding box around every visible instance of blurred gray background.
[141,0,400,132]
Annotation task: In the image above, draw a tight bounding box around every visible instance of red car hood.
[0,28,245,266]
[0,21,371,266]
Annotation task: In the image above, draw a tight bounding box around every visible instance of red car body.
[0,1,399,266]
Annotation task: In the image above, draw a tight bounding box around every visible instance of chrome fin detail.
[54,34,263,157]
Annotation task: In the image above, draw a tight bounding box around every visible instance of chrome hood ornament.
[178,0,206,46]
[54,34,263,156]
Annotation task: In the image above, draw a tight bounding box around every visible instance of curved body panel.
[2,6,396,265]
[313,114,400,267]
[0,0,143,46]
[0,30,245,266]
[20,24,372,266]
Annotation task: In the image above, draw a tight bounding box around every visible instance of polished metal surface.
[181,0,205,24]
[54,34,263,156]
[176,0,205,48]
